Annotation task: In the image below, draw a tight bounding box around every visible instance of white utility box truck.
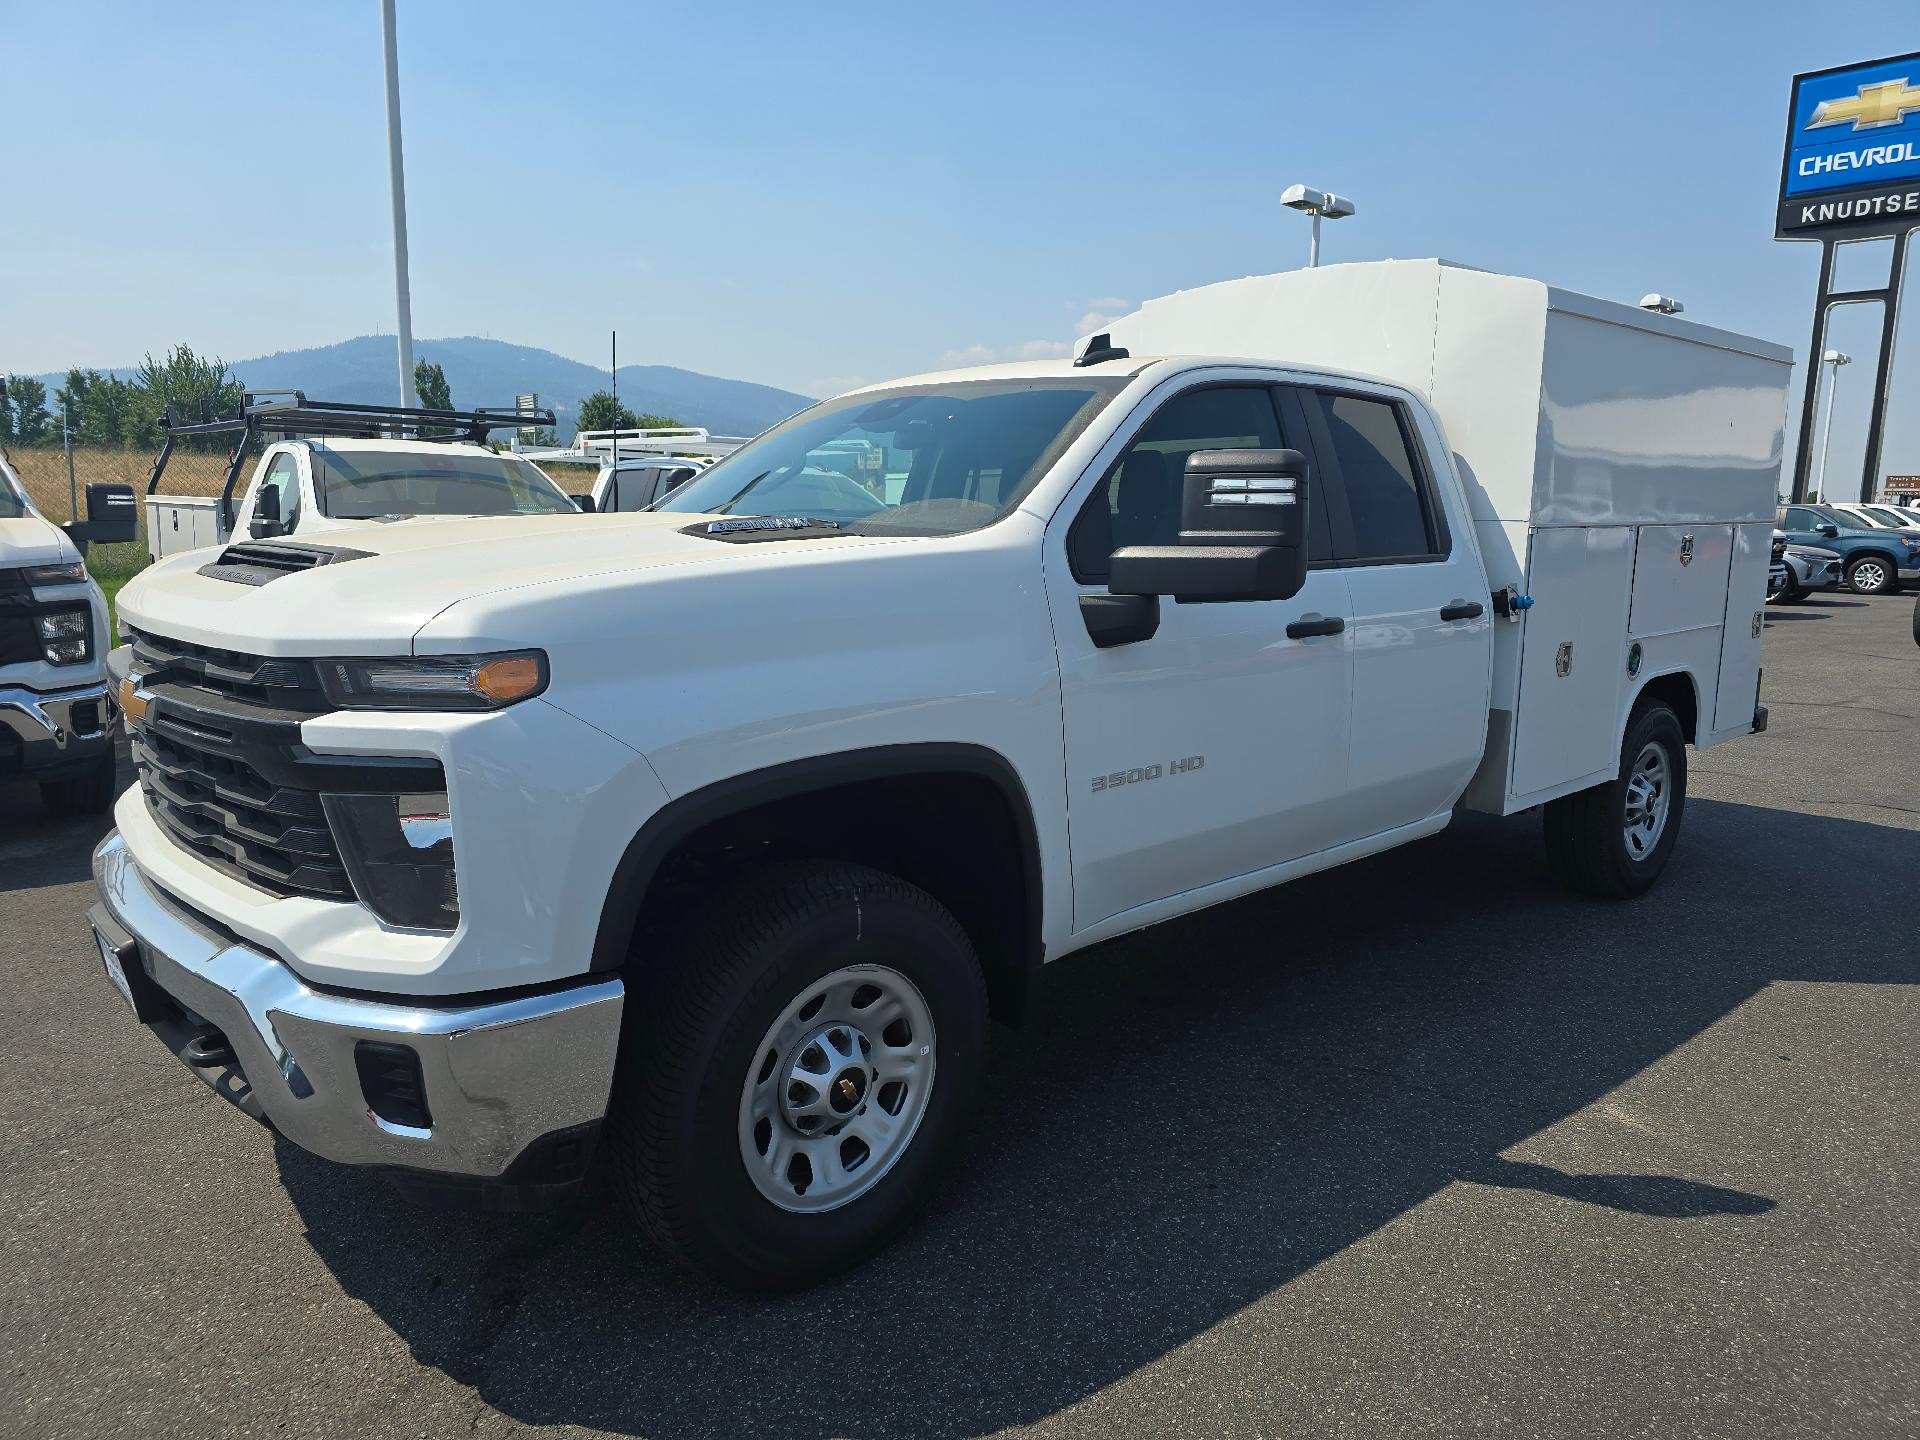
[517,426,745,515]
[90,260,1787,1288]
[141,395,582,563]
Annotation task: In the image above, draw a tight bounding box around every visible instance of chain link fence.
[4,438,264,578]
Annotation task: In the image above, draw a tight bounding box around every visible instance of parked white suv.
[0,453,125,815]
[88,261,1786,1287]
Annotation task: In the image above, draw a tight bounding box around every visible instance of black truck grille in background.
[134,720,353,900]
[125,625,329,712]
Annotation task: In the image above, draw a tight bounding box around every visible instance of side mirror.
[571,492,596,513]
[72,482,138,545]
[1108,449,1310,603]
[250,486,284,537]
[1819,524,1840,538]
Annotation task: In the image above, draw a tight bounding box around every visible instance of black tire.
[1846,554,1895,595]
[604,860,988,1290]
[39,750,118,818]
[1542,700,1687,899]
[1911,594,1920,647]
[1765,571,1789,603]
[1784,585,1808,602]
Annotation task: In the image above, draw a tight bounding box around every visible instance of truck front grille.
[125,625,328,712]
[134,722,353,900]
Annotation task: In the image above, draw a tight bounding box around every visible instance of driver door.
[1045,376,1355,934]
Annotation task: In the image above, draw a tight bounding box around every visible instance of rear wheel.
[39,750,118,818]
[1542,700,1687,899]
[605,860,988,1289]
[1846,555,1894,595]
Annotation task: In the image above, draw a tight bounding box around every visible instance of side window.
[257,454,300,531]
[1785,507,1821,531]
[1069,385,1294,582]
[1314,393,1438,563]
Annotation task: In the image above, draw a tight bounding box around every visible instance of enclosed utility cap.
[1639,293,1685,314]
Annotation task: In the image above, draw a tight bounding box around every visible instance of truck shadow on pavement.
[277,797,1914,1438]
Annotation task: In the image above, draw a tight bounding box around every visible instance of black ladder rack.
[147,390,559,532]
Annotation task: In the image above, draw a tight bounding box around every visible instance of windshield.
[1863,506,1914,528]
[653,378,1128,536]
[0,466,25,519]
[312,449,579,519]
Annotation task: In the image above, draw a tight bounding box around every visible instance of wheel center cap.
[830,1067,867,1114]
[778,1023,874,1133]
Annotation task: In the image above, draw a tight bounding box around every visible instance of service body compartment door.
[1629,524,1733,636]
[1712,522,1770,734]
[1509,525,1635,798]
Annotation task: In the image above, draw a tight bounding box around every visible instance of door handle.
[1286,613,1346,639]
[1440,600,1485,622]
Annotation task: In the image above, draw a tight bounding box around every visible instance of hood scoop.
[198,540,374,586]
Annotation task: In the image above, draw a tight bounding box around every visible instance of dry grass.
[6,444,237,577]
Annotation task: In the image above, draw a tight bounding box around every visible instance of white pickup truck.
[0,454,133,814]
[89,261,1787,1288]
[144,396,580,562]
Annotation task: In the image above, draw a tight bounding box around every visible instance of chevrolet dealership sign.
[1779,52,1920,238]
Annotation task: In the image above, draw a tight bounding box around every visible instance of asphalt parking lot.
[3,592,1916,1440]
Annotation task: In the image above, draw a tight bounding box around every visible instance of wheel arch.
[591,743,1045,1025]
[1626,668,1700,746]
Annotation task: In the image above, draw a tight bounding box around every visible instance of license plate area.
[87,916,169,1025]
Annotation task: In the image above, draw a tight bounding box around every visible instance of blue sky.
[2,1,1915,484]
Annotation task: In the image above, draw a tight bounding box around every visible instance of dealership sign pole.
[1778,51,1920,504]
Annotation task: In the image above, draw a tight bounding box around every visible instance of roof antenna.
[1075,332,1130,367]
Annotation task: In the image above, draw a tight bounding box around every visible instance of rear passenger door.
[1304,385,1492,837]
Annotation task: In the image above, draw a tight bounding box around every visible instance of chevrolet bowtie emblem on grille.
[1810,77,1920,131]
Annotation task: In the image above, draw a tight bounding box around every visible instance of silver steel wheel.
[1622,740,1672,862]
[737,964,936,1214]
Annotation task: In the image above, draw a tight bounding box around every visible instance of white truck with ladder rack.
[89,259,1786,1288]
[140,394,578,564]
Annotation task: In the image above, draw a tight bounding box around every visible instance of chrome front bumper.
[0,678,114,769]
[88,830,625,1185]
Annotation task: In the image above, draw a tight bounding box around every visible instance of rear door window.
[1311,392,1443,563]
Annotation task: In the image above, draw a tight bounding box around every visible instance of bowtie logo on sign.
[1809,78,1920,131]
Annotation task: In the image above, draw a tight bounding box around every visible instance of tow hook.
[1491,585,1534,622]
[182,1029,236,1068]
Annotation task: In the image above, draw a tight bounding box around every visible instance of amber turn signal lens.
[471,654,545,704]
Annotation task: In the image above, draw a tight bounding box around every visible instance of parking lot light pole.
[1281,184,1356,268]
[380,0,418,410]
[1812,349,1851,504]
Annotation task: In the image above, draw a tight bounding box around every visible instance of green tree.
[125,345,245,451]
[413,358,452,411]
[633,412,683,429]
[576,390,637,433]
[5,375,51,443]
[53,368,139,446]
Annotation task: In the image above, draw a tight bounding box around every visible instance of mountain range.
[33,335,813,440]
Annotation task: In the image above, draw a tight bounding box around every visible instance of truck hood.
[117,511,900,654]
[0,513,77,568]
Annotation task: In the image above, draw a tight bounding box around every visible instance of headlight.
[35,609,91,666]
[317,651,548,711]
[321,790,459,929]
[22,560,86,586]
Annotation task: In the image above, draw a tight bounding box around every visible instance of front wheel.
[605,860,988,1289]
[1847,555,1894,595]
[1542,700,1688,899]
